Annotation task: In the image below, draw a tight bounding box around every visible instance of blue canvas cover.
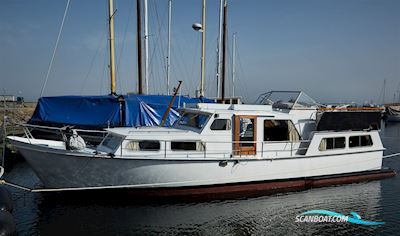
[29,94,214,128]
[124,95,213,127]
[29,96,121,128]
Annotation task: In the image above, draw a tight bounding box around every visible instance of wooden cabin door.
[233,115,257,155]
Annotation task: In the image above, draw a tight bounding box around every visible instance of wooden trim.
[233,115,257,155]
[233,115,240,155]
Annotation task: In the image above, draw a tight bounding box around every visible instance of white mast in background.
[192,0,206,97]
[200,0,206,97]
[144,0,149,94]
[166,0,172,95]
[232,33,236,97]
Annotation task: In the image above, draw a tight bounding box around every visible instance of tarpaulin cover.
[28,96,121,128]
[124,95,213,127]
[28,94,213,128]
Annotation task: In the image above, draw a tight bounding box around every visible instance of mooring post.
[2,95,6,167]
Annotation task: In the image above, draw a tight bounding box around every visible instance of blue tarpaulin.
[29,96,121,128]
[28,94,213,128]
[124,95,213,127]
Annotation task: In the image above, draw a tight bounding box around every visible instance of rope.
[116,0,134,93]
[383,152,400,159]
[236,43,250,102]
[40,0,71,97]
[80,25,107,95]
[0,180,32,192]
[381,136,400,140]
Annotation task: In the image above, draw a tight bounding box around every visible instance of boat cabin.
[96,92,382,160]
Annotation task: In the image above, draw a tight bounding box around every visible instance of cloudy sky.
[1,0,399,104]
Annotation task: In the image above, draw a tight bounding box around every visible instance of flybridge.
[185,90,321,112]
[256,91,320,110]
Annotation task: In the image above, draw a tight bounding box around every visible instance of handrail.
[14,123,108,133]
[116,146,310,159]
[118,139,311,159]
[120,138,311,144]
[12,123,311,159]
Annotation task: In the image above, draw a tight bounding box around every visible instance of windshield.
[256,91,318,109]
[176,112,210,129]
[99,134,123,152]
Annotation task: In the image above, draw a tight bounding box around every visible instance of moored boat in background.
[385,104,400,122]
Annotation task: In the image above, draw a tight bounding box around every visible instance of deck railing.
[17,123,107,144]
[15,123,311,159]
[118,138,311,159]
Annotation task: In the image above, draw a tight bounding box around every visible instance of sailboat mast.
[216,0,223,97]
[108,0,117,95]
[199,0,206,97]
[166,0,172,95]
[232,32,236,97]
[144,0,149,94]
[220,0,227,103]
[137,0,143,94]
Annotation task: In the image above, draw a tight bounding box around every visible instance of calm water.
[3,122,400,235]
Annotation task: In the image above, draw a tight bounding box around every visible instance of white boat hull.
[10,138,383,189]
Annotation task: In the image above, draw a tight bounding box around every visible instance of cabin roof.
[182,103,298,119]
[107,126,197,137]
[185,103,273,112]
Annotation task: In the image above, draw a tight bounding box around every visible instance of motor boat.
[7,92,394,198]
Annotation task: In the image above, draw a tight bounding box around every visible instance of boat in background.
[385,104,400,122]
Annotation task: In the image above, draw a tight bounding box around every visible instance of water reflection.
[381,121,400,155]
[31,181,382,235]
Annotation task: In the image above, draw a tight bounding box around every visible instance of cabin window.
[177,112,210,129]
[210,119,231,130]
[126,140,160,151]
[349,135,373,148]
[263,120,299,142]
[101,134,122,151]
[171,141,205,151]
[319,137,346,151]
